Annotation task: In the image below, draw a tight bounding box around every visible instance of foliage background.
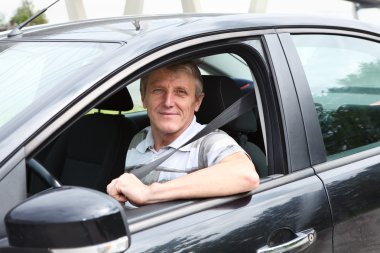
[2,0,47,29]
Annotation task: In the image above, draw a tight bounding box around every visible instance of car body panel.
[0,149,26,238]
[5,14,380,41]
[316,151,380,253]
[278,32,326,166]
[126,170,332,252]
[263,33,310,172]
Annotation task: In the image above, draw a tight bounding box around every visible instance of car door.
[280,29,380,252]
[119,32,333,252]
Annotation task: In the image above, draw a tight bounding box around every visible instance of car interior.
[27,52,267,196]
[29,88,139,194]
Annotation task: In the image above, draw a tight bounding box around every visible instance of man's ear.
[141,95,147,108]
[194,93,205,112]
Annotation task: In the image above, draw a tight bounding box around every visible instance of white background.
[0,0,379,25]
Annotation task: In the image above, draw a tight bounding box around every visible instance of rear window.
[292,34,380,159]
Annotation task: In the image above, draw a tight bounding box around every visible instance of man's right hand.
[106,173,152,206]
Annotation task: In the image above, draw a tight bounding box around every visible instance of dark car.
[0,12,379,253]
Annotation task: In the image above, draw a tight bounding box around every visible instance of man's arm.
[107,151,259,206]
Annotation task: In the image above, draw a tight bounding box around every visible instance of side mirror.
[4,186,130,253]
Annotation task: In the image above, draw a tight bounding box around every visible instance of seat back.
[31,88,138,193]
[197,75,267,177]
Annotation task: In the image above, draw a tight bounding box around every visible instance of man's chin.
[155,122,184,134]
[158,126,180,135]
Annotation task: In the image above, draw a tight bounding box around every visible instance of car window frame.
[262,33,312,173]
[20,30,308,231]
[115,35,304,231]
[122,37,291,175]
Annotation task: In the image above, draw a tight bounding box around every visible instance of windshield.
[0,41,120,135]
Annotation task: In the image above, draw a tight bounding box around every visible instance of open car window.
[28,46,268,203]
[127,53,256,113]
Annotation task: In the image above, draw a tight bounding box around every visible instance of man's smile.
[159,111,179,116]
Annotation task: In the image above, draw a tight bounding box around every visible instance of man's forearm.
[144,152,259,204]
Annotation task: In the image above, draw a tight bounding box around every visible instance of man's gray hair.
[140,61,203,99]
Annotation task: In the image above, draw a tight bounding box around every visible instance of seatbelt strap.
[131,91,256,179]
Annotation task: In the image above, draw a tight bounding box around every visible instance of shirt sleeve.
[199,130,247,167]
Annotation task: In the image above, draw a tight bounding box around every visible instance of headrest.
[196,75,257,133]
[95,87,133,111]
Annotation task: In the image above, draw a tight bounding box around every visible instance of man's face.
[142,68,203,140]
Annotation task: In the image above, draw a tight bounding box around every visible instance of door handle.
[257,228,316,253]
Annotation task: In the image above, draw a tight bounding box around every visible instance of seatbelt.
[131,90,256,180]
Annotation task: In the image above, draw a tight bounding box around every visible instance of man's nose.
[163,92,174,107]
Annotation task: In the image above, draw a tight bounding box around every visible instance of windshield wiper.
[7,0,61,38]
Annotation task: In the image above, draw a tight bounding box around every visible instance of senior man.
[107,61,259,206]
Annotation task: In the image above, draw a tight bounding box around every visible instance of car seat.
[30,88,138,193]
[196,75,267,177]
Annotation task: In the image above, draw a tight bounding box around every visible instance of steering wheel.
[27,159,62,188]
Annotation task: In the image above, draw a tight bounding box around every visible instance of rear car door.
[281,29,380,252]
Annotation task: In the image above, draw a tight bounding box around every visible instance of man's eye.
[152,89,164,94]
[175,89,187,96]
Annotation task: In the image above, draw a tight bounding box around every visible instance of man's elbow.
[222,152,260,192]
[241,162,260,191]
[240,152,260,190]
[245,171,260,191]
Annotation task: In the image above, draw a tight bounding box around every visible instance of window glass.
[0,41,120,131]
[127,79,145,113]
[199,53,252,79]
[293,35,380,159]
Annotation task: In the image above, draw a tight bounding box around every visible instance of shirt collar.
[135,116,204,153]
[168,116,204,151]
[135,127,154,153]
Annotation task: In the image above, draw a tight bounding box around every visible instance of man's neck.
[151,121,193,151]
[152,131,179,151]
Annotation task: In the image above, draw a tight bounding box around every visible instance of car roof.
[2,13,380,43]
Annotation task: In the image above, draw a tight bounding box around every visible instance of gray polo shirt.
[125,117,245,184]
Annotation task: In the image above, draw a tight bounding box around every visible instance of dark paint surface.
[127,173,332,252]
[318,154,380,253]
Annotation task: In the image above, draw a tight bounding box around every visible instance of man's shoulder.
[196,129,243,168]
[135,127,150,139]
[204,129,233,141]
[129,127,150,149]
[195,129,235,149]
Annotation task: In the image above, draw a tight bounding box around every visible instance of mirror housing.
[4,186,130,253]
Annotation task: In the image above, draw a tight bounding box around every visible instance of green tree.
[9,0,48,26]
[0,13,6,31]
[339,60,380,87]
[0,12,5,25]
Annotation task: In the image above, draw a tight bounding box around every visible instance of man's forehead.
[148,68,194,86]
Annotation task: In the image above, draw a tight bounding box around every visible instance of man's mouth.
[160,112,178,116]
